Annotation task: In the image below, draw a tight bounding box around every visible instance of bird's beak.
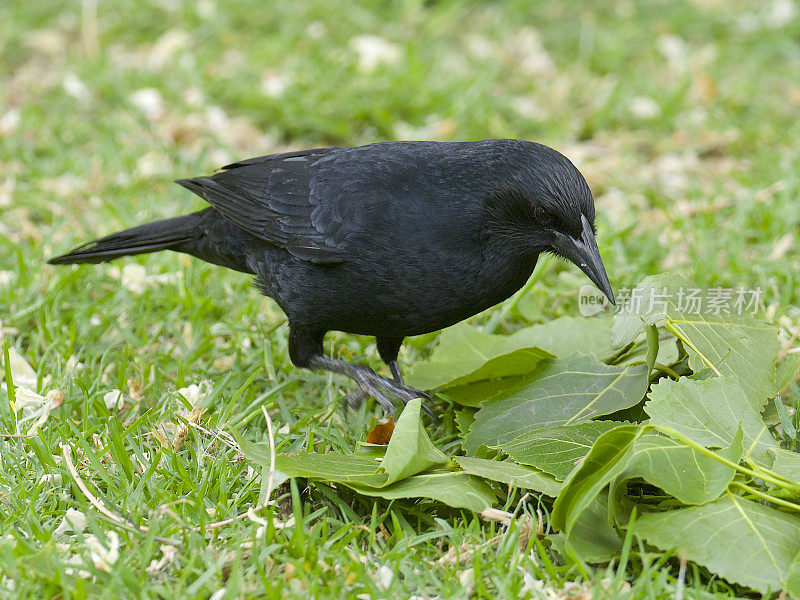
[553,215,615,306]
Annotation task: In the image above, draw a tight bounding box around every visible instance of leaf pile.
[240,274,800,596]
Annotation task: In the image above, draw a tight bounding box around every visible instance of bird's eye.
[534,207,554,227]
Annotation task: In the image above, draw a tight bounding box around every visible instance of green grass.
[1,0,798,597]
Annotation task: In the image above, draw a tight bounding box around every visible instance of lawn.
[2,0,800,597]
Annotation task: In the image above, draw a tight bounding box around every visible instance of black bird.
[49,139,614,414]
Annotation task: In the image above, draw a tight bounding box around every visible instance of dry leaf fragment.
[54,508,88,535]
[375,564,394,590]
[103,389,125,411]
[480,508,513,525]
[84,532,120,572]
[769,233,795,260]
[349,35,401,72]
[3,347,37,389]
[14,387,63,434]
[366,418,395,445]
[146,544,179,575]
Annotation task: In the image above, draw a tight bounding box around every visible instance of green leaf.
[444,373,531,408]
[443,347,556,389]
[405,316,613,391]
[454,408,476,439]
[618,428,743,505]
[506,316,613,360]
[612,274,781,400]
[636,494,800,594]
[612,333,682,368]
[564,490,623,563]
[500,421,621,480]
[645,376,778,466]
[775,353,800,394]
[379,399,447,484]
[463,355,648,453]
[769,448,800,484]
[611,274,696,347]
[774,396,797,439]
[645,323,659,374]
[230,429,290,489]
[786,549,800,598]
[1,342,17,428]
[274,452,388,488]
[348,472,496,512]
[404,324,554,390]
[551,424,641,533]
[455,456,562,497]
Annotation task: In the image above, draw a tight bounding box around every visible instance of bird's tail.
[48,210,206,265]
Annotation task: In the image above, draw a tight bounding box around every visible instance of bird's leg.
[377,336,436,418]
[377,335,413,392]
[310,355,433,415]
[341,360,402,418]
[388,360,404,385]
[289,328,429,416]
[341,390,368,421]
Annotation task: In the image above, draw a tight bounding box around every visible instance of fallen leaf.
[366,418,395,445]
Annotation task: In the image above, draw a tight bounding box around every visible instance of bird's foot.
[341,389,368,422]
[349,364,434,416]
[309,356,434,419]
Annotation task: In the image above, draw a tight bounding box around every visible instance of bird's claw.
[341,389,368,423]
[349,366,435,419]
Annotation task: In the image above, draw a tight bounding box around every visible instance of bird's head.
[483,141,615,305]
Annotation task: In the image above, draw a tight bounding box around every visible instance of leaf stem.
[744,459,800,488]
[651,362,681,380]
[729,481,800,513]
[663,321,721,376]
[654,425,800,495]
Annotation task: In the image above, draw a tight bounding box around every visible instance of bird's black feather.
[49,139,612,415]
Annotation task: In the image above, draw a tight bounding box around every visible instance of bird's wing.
[175,147,348,263]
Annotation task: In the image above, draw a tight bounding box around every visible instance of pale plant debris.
[58,532,120,578]
[509,27,555,76]
[106,263,182,295]
[3,346,37,389]
[152,381,212,451]
[0,109,20,138]
[518,575,624,600]
[457,567,475,595]
[102,389,126,411]
[628,96,662,120]
[480,507,513,525]
[2,346,64,434]
[439,511,541,567]
[62,73,91,101]
[349,34,402,72]
[260,70,291,98]
[38,473,63,485]
[374,564,394,590]
[53,508,88,536]
[146,544,179,576]
[84,532,121,572]
[769,233,795,261]
[129,87,166,122]
[147,29,191,70]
